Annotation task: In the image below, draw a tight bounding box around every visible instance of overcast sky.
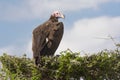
[0,0,120,58]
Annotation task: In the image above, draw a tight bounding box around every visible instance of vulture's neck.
[49,16,58,22]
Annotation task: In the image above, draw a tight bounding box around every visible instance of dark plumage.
[32,11,64,65]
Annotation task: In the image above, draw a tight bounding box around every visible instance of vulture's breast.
[49,22,64,41]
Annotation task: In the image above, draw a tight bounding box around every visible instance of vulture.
[32,11,65,65]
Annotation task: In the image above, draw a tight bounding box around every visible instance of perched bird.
[32,11,65,65]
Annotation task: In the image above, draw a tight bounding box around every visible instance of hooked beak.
[60,14,65,19]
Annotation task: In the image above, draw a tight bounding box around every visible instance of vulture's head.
[51,11,65,19]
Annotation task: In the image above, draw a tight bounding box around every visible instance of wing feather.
[32,22,50,58]
[32,21,64,57]
[45,22,64,55]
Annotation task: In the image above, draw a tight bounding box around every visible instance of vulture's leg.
[35,56,44,67]
[34,52,41,66]
[34,56,40,66]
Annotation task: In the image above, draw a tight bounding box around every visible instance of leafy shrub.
[0,49,120,80]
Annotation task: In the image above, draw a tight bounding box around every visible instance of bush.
[0,49,120,80]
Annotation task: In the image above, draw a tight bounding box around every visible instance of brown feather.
[32,16,64,65]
